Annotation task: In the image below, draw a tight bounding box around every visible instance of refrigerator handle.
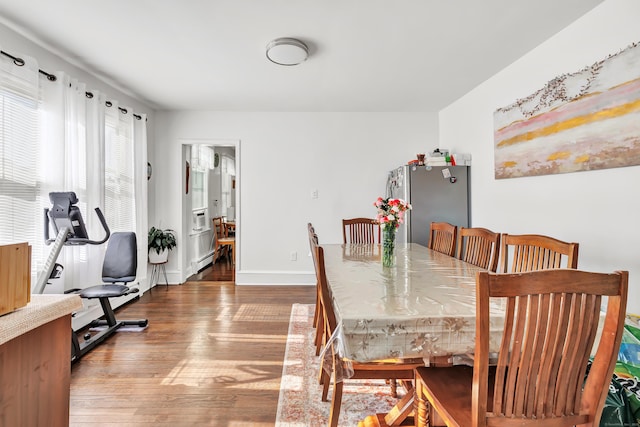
[386,171,394,198]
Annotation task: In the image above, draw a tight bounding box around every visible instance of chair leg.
[318,323,330,385]
[318,352,326,385]
[315,323,324,356]
[321,368,331,401]
[313,293,320,328]
[313,284,323,327]
[314,306,325,356]
[320,338,336,395]
[329,374,344,427]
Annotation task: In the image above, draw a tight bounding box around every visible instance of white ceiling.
[0,0,602,112]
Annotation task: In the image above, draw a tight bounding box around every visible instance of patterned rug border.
[275,303,401,427]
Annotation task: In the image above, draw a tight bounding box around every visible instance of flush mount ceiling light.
[266,38,309,66]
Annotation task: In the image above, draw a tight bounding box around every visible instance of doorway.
[180,139,239,283]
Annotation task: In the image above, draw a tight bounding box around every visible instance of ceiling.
[0,1,603,112]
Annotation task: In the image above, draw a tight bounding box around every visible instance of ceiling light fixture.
[266,38,309,66]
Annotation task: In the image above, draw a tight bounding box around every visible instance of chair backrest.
[212,216,227,239]
[500,233,579,273]
[314,244,338,335]
[456,227,500,272]
[102,232,137,284]
[342,218,380,244]
[48,191,89,239]
[308,222,319,272]
[427,222,457,257]
[473,269,628,426]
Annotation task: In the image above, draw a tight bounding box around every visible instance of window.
[0,57,44,271]
[190,145,214,210]
[191,168,206,209]
[105,108,136,232]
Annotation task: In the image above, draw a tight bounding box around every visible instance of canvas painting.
[494,41,640,179]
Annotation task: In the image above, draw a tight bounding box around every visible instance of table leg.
[415,382,427,427]
[383,391,414,426]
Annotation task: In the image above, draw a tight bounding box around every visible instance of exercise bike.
[36,192,148,363]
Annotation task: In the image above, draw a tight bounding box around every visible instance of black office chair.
[71,232,149,363]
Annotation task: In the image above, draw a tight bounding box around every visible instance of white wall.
[154,111,438,284]
[439,0,640,314]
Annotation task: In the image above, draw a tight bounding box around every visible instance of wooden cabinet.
[0,295,82,427]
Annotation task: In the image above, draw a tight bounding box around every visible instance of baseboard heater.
[193,250,214,272]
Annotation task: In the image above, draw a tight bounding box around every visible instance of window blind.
[105,107,136,233]
[0,55,43,269]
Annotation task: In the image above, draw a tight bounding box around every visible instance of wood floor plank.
[70,282,315,426]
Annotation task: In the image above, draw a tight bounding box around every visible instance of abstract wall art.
[494,41,640,179]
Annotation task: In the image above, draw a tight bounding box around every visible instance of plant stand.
[149,260,169,289]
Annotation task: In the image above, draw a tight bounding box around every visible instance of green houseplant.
[148,227,177,263]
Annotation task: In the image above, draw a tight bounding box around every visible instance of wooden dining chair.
[224,221,235,237]
[427,222,457,257]
[307,223,325,356]
[342,218,381,244]
[414,268,628,427]
[212,216,234,263]
[500,233,579,273]
[314,244,424,427]
[456,227,500,272]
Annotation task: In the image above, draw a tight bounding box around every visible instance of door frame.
[180,138,240,280]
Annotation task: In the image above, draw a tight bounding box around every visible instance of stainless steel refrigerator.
[386,165,470,246]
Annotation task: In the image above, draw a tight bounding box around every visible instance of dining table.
[321,242,507,425]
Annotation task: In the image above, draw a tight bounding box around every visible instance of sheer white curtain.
[104,100,147,284]
[133,113,148,282]
[40,73,107,292]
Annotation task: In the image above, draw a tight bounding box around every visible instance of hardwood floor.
[188,255,235,282]
[69,282,315,426]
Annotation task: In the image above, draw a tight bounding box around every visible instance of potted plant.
[148,227,177,263]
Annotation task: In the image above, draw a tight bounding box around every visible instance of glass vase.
[382,226,396,268]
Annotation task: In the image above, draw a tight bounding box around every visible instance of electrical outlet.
[311,189,318,199]
[290,251,297,261]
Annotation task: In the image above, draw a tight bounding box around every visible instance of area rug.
[275,303,403,427]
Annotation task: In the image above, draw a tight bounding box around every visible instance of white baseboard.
[235,270,316,285]
[191,252,214,273]
[173,268,316,286]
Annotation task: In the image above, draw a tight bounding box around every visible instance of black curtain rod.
[0,49,57,81]
[94,96,142,120]
[2,49,144,121]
